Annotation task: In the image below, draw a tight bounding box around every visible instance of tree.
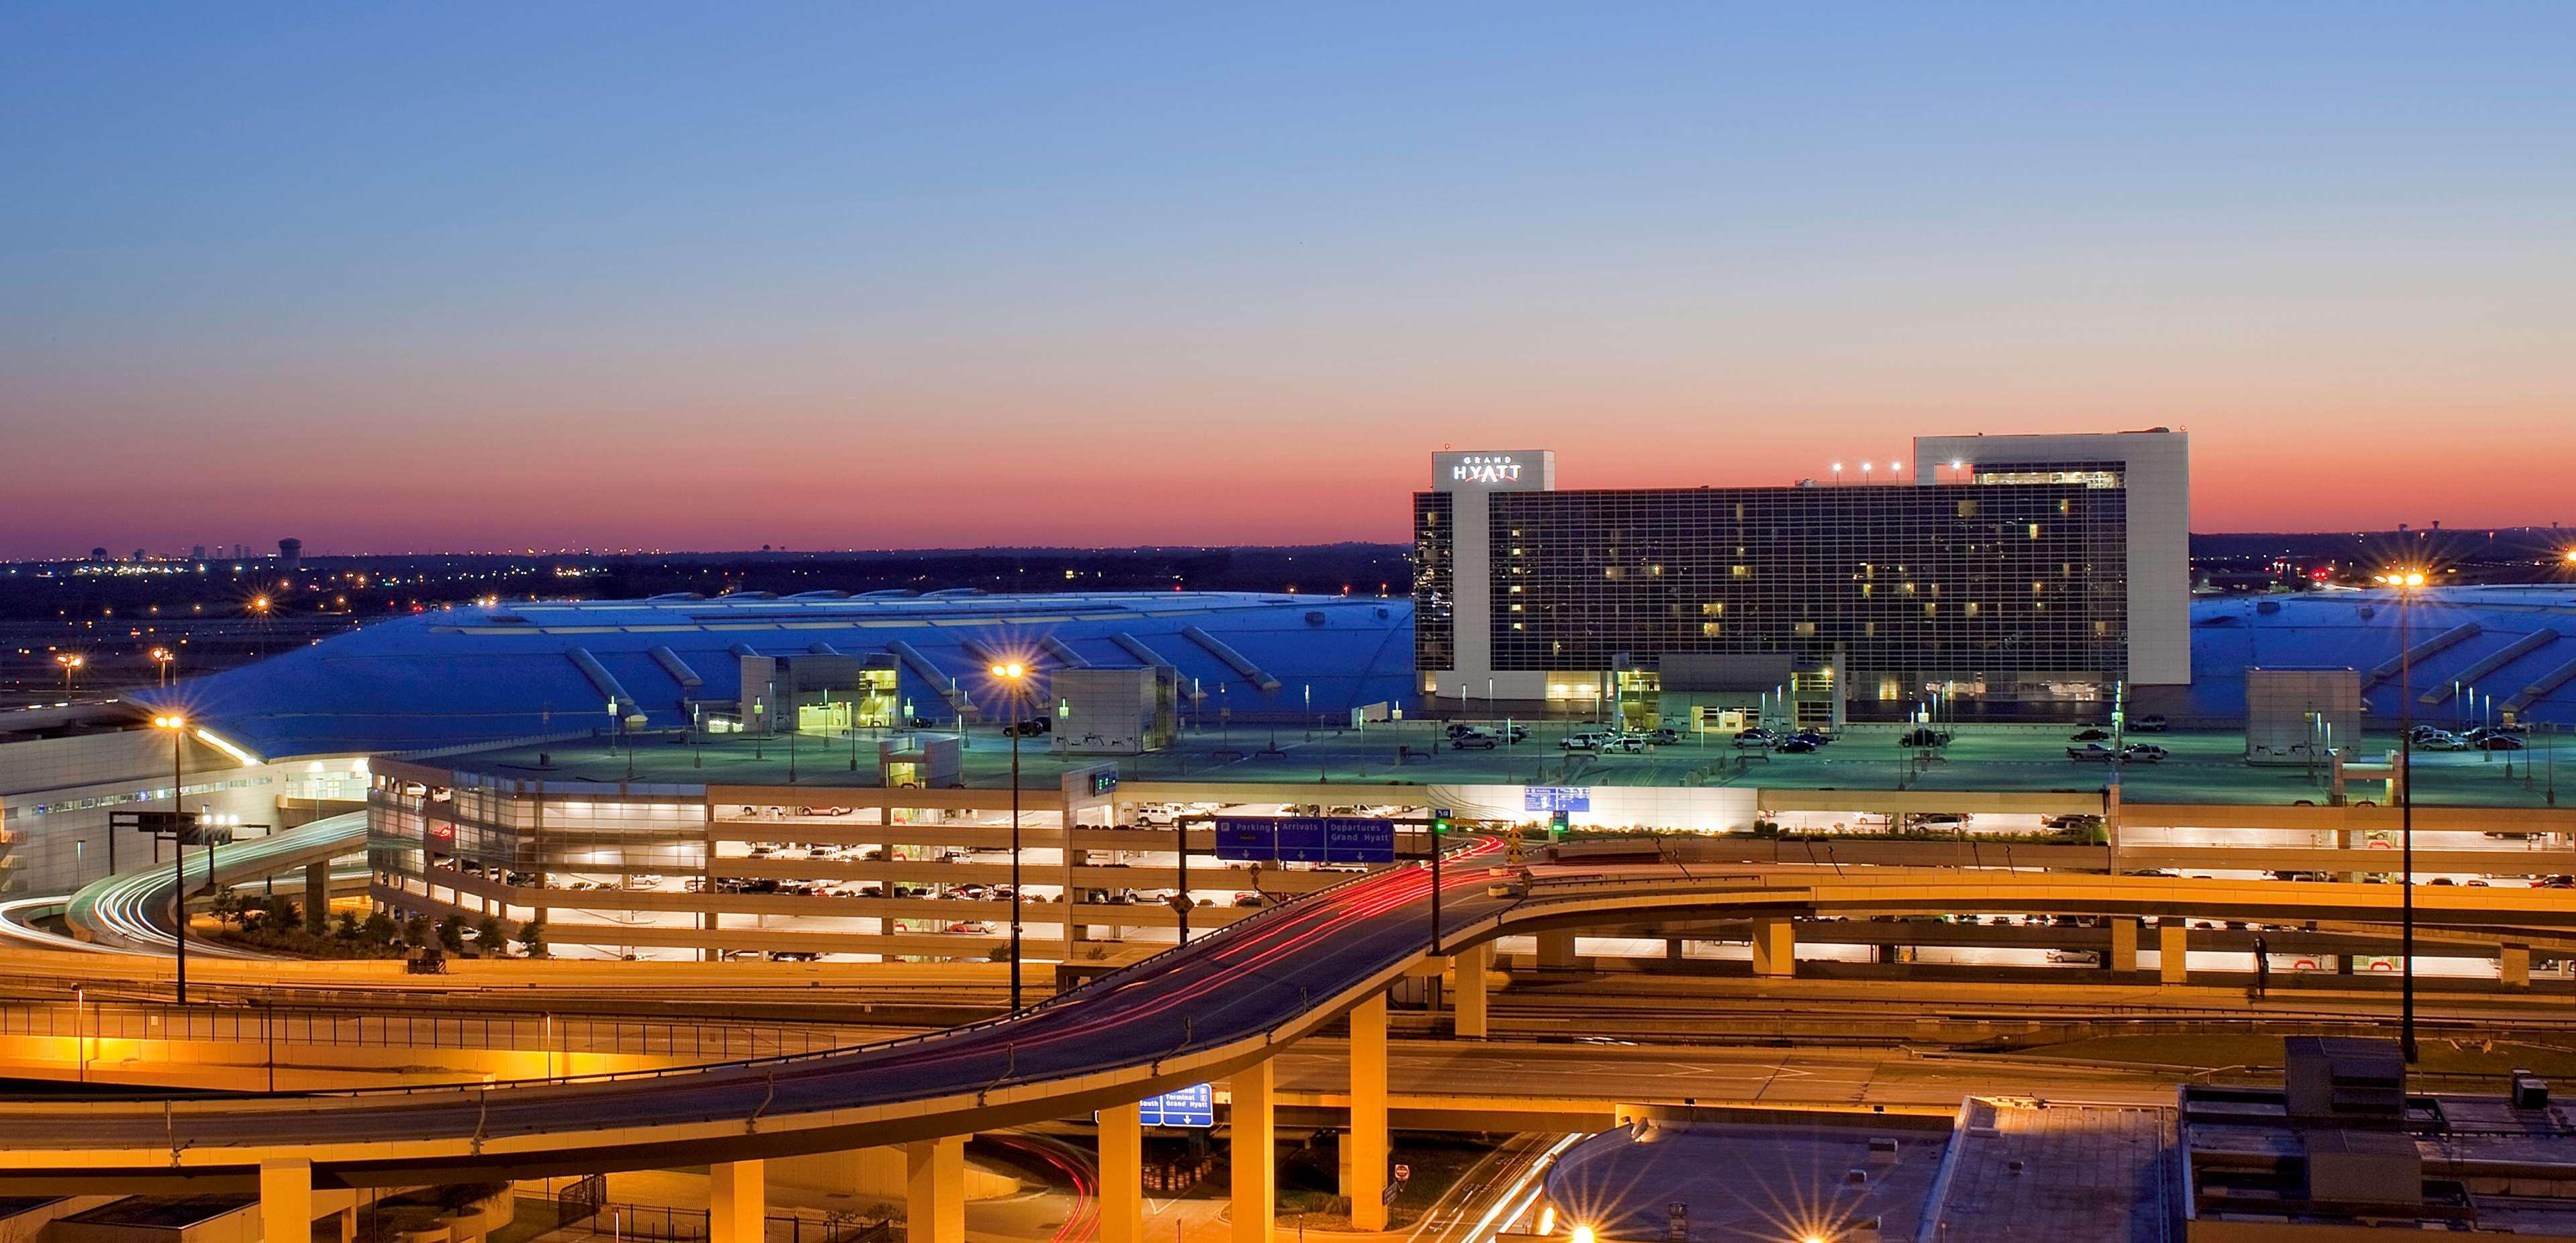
[474,916,505,956]
[208,889,242,928]
[334,911,361,940]
[402,914,430,946]
[515,921,547,959]
[360,912,398,945]
[435,914,468,954]
[265,896,301,932]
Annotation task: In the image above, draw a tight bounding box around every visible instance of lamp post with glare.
[152,713,191,1005]
[54,652,83,697]
[150,648,175,688]
[988,662,1029,1011]
[2378,569,2428,1061]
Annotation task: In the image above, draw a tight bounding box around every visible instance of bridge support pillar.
[709,1159,764,1243]
[1231,1060,1276,1243]
[1453,942,1493,1038]
[2110,918,2140,974]
[334,1206,356,1243]
[1100,1103,1143,1243]
[260,1158,311,1243]
[907,1136,966,1243]
[1751,918,1794,979]
[2159,924,2189,985]
[1346,993,1390,1230]
[2504,943,2534,989]
[1537,929,1580,971]
[304,862,331,931]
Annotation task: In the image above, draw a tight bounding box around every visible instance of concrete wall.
[0,730,280,894]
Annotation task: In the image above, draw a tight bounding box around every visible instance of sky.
[3,3,2572,557]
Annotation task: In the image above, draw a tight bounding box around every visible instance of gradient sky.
[5,3,2572,556]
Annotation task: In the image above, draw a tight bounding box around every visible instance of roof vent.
[2257,600,2283,615]
[1305,611,1327,626]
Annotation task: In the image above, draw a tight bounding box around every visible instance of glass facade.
[1416,481,2128,707]
[1412,491,1454,676]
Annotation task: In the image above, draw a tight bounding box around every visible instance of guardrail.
[0,999,860,1059]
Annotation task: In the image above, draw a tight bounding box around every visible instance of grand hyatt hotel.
[1413,430,2189,725]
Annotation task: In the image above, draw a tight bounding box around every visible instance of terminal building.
[1414,430,2190,724]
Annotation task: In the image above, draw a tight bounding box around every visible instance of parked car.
[1788,730,1832,747]
[2123,744,2169,763]
[2477,734,2527,752]
[1559,732,1609,751]
[1645,727,1683,746]
[2042,813,2104,831]
[2067,742,2118,762]
[1598,734,1650,754]
[2129,714,2169,733]
[2070,728,2112,742]
[1451,730,1499,750]
[1735,729,1778,750]
[1002,717,1050,737]
[2416,730,2469,752]
[1896,728,1953,748]
[1774,737,1819,754]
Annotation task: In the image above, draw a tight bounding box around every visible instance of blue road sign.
[1275,817,1330,862]
[1325,817,1397,864]
[1524,787,1592,813]
[1213,817,1276,861]
[1138,1083,1214,1127]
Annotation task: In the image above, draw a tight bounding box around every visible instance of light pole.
[152,713,190,1005]
[988,662,1029,1011]
[54,652,83,697]
[150,647,175,688]
[2379,569,2427,1062]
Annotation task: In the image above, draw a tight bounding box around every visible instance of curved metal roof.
[2181,585,2576,726]
[142,591,1414,760]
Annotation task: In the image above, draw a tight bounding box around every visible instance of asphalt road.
[0,838,1522,1169]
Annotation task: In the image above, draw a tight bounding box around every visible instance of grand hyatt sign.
[1431,449,1552,492]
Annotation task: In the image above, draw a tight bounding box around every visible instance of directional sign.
[1217,816,1395,864]
[1274,817,1329,862]
[1137,1082,1213,1128]
[1325,817,1396,864]
[1525,787,1592,813]
[1213,818,1276,861]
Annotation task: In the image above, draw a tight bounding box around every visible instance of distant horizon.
[11,521,2575,564]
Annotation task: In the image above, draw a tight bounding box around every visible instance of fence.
[519,1198,890,1243]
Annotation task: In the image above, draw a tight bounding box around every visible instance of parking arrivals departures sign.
[1211,817,1397,864]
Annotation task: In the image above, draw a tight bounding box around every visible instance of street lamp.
[2379,568,2427,1062]
[152,713,191,1005]
[150,647,176,687]
[54,652,83,696]
[988,661,1029,1011]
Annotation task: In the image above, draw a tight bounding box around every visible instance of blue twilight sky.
[3,3,2572,555]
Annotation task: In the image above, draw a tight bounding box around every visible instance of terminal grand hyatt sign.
[1432,449,1553,491]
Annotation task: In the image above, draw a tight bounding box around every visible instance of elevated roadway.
[7,846,2576,1191]
[60,813,371,955]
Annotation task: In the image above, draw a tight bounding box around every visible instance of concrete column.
[1453,942,1493,1038]
[1231,1060,1276,1243]
[336,1207,356,1243]
[709,1159,764,1243]
[260,1158,311,1243]
[2504,943,2533,989]
[1663,938,1683,964]
[1751,918,1795,979]
[1347,993,1390,1230]
[1537,929,1578,970]
[907,1136,966,1243]
[1099,1102,1143,1243]
[2110,918,2141,974]
[304,862,331,931]
[2159,924,2189,985]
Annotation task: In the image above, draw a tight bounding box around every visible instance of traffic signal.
[1549,809,1569,836]
[1432,809,1453,836]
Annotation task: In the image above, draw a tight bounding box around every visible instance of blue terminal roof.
[2181,586,2576,727]
[142,591,1416,760]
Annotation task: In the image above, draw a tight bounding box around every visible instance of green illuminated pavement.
[455,719,2574,808]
